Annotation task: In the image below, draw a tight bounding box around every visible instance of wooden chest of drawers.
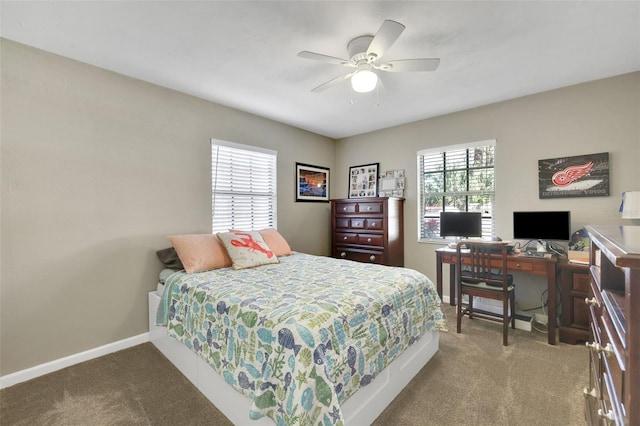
[584,225,640,426]
[330,197,404,266]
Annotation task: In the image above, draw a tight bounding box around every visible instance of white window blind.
[417,140,496,241]
[211,139,277,233]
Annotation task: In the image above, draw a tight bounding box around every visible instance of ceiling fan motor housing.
[348,35,375,62]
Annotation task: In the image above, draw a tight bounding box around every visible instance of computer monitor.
[439,211,482,238]
[513,211,571,242]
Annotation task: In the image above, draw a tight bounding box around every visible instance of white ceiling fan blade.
[378,58,441,72]
[298,51,351,66]
[311,72,354,93]
[366,20,405,61]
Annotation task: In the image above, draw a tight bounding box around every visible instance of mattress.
[155,253,446,425]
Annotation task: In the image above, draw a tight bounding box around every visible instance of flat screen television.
[513,211,571,242]
[440,211,482,238]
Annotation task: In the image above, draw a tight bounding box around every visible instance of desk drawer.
[574,272,590,293]
[442,253,547,274]
[441,253,456,264]
[507,260,535,272]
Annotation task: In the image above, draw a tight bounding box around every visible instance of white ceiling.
[2,1,639,139]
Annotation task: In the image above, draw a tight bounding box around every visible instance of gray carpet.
[1,306,587,425]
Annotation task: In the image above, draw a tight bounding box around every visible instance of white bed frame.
[148,290,439,425]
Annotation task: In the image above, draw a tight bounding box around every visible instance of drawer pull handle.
[367,207,372,211]
[600,343,614,357]
[585,297,597,306]
[340,252,347,258]
[371,222,377,227]
[343,207,347,211]
[369,255,376,262]
[343,236,348,240]
[585,341,600,351]
[597,409,615,421]
[367,238,372,243]
[585,342,613,357]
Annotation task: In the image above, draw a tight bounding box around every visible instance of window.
[417,140,495,241]
[211,139,277,233]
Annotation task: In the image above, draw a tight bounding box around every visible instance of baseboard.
[0,333,149,389]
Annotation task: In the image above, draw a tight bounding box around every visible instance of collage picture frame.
[378,169,406,198]
[348,163,379,198]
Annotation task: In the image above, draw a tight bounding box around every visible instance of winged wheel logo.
[551,161,593,187]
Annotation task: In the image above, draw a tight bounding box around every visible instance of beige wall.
[335,72,640,304]
[0,39,335,376]
[2,37,639,377]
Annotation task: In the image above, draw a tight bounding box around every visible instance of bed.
[148,248,446,425]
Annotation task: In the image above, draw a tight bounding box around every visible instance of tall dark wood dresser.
[584,225,640,425]
[330,197,404,267]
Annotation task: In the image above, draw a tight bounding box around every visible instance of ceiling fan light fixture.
[351,69,378,93]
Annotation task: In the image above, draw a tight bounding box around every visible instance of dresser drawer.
[350,219,365,229]
[334,201,383,214]
[334,247,384,264]
[600,311,626,409]
[335,203,357,214]
[335,218,351,229]
[601,368,624,424]
[339,217,384,231]
[597,371,624,426]
[335,233,357,244]
[357,201,383,214]
[365,218,383,230]
[589,306,602,345]
[357,234,384,246]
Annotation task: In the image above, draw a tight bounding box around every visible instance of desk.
[435,247,559,345]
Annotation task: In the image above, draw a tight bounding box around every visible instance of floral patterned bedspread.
[157,253,446,425]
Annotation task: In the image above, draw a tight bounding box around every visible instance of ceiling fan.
[298,20,440,93]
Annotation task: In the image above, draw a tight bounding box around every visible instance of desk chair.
[456,241,516,346]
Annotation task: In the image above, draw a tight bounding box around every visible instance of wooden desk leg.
[449,264,456,306]
[547,262,557,345]
[436,252,443,302]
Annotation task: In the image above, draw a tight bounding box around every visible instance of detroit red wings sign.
[551,161,594,187]
[539,152,609,199]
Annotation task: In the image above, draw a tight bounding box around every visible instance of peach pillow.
[259,228,293,257]
[167,234,232,273]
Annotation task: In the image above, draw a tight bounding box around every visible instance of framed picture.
[296,162,329,202]
[538,152,609,199]
[378,169,405,198]
[348,163,379,198]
